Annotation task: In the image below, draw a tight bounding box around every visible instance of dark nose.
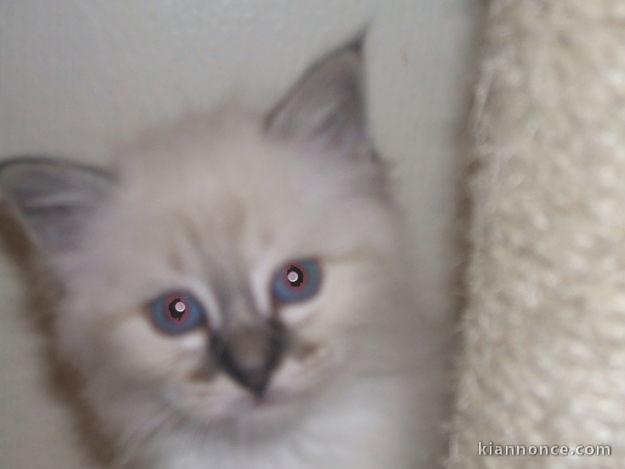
[212,320,287,396]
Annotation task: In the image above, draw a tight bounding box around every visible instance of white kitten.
[0,43,448,468]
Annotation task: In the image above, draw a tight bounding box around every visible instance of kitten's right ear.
[0,157,114,255]
[265,40,372,162]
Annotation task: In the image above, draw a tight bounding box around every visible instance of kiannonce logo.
[477,441,612,457]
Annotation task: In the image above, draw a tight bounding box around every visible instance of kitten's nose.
[212,320,286,397]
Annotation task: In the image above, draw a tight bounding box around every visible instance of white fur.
[2,50,448,468]
[50,110,446,468]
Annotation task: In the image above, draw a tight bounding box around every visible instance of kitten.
[0,43,448,468]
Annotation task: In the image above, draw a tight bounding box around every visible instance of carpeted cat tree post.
[449,1,625,468]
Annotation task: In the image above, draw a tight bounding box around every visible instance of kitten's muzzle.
[211,319,287,397]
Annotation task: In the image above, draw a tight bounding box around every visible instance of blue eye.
[148,291,206,335]
[271,259,322,304]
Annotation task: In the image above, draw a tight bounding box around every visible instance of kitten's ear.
[265,41,372,161]
[0,157,114,254]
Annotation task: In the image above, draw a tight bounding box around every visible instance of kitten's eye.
[271,259,322,304]
[148,291,206,335]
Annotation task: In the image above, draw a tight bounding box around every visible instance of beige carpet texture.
[450,1,625,468]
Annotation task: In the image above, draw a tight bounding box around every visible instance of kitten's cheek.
[102,312,204,379]
[279,306,319,325]
[291,340,321,362]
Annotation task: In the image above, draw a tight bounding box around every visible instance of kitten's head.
[0,46,405,440]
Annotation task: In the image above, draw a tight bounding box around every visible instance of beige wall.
[0,1,482,467]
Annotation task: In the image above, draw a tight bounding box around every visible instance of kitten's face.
[0,47,403,437]
[65,120,397,432]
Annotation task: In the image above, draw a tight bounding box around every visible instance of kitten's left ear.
[265,39,372,161]
[0,157,114,255]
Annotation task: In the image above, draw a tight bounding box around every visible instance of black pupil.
[287,265,304,287]
[168,298,186,321]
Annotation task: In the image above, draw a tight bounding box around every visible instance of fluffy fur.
[1,46,447,468]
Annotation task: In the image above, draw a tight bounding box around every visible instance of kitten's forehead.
[93,108,394,310]
[117,111,362,251]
